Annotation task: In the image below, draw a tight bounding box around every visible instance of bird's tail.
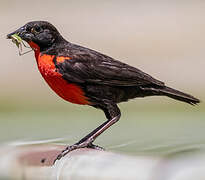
[158,86,200,105]
[140,86,200,105]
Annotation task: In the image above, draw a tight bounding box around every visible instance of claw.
[87,143,104,151]
[53,145,76,164]
[53,143,104,164]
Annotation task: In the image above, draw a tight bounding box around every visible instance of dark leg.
[54,102,121,164]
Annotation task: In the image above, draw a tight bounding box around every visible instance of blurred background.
[0,0,204,156]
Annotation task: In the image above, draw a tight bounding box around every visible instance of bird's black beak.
[7,26,29,40]
[7,31,16,39]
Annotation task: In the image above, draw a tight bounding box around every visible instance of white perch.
[0,143,205,180]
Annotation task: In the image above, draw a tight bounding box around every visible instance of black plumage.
[7,21,200,163]
[49,42,199,105]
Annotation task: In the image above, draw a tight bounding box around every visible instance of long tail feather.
[159,86,200,105]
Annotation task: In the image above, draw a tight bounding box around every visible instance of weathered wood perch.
[0,143,205,179]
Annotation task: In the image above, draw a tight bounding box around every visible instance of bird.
[7,21,200,163]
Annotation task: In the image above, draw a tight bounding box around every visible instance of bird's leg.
[54,103,121,164]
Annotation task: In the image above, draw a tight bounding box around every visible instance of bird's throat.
[28,41,40,60]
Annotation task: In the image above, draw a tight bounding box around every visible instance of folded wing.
[55,47,165,87]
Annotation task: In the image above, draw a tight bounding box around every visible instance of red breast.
[29,41,90,105]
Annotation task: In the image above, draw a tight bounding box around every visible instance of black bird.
[7,21,200,163]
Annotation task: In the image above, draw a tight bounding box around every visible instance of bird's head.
[7,21,62,52]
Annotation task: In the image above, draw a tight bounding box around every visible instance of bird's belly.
[37,54,90,105]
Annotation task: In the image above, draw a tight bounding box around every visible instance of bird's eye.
[34,26,41,32]
[31,26,41,33]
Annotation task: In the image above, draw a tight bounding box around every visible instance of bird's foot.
[87,143,104,151]
[53,142,104,164]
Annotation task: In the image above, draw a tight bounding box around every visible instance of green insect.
[11,33,23,52]
[10,33,33,56]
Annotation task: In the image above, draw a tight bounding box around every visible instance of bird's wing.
[55,46,165,87]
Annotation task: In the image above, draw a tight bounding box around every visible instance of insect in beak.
[8,33,33,56]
